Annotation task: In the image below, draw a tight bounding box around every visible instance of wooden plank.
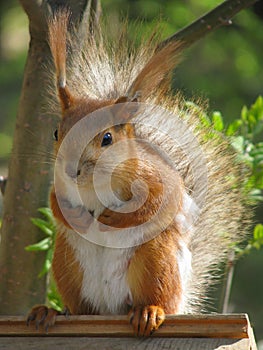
[247,321,258,350]
[0,337,252,350]
[0,314,250,339]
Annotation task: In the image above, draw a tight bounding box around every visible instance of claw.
[61,306,71,318]
[128,305,165,337]
[26,305,61,332]
[26,313,36,326]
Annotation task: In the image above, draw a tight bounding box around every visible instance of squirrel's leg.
[26,305,70,332]
[127,227,182,336]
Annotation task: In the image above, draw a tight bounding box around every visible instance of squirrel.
[27,11,249,336]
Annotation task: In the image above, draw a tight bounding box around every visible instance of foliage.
[25,208,63,310]
[238,223,263,255]
[212,96,263,253]
[47,277,63,312]
[211,96,263,194]
[227,96,263,203]
[25,208,55,277]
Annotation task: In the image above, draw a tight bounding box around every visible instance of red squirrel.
[27,11,249,336]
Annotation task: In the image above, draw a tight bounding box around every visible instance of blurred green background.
[0,0,262,346]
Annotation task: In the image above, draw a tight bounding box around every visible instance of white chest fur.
[62,192,194,315]
[66,231,134,314]
[65,229,192,315]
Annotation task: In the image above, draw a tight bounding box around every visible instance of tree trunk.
[0,0,99,315]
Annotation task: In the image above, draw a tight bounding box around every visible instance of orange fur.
[52,232,83,313]
[52,232,98,314]
[127,225,182,314]
[50,189,72,229]
[99,157,183,229]
[49,11,72,109]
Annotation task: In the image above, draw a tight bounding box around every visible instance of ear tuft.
[49,10,74,111]
[127,41,182,100]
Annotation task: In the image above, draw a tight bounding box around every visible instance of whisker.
[2,151,56,164]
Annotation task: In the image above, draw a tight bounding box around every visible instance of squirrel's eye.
[101,132,112,147]
[53,129,58,141]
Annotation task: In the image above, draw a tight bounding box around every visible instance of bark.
[157,0,258,51]
[0,0,100,315]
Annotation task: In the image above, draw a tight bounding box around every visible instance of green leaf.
[231,136,245,153]
[38,259,52,277]
[251,96,263,121]
[212,111,224,131]
[185,101,211,127]
[25,237,51,252]
[253,224,263,240]
[226,119,242,136]
[249,143,263,156]
[38,258,52,277]
[253,154,263,167]
[248,188,263,202]
[252,120,263,137]
[241,105,248,122]
[47,289,63,311]
[30,218,53,236]
[47,277,63,311]
[38,207,55,223]
[38,248,54,277]
[48,298,63,312]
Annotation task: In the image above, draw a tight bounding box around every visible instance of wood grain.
[0,337,252,350]
[0,314,257,350]
[0,314,250,338]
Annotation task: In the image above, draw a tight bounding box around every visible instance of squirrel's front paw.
[26,305,69,332]
[128,305,165,336]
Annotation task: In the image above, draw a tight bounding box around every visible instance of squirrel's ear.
[127,42,182,99]
[49,10,74,111]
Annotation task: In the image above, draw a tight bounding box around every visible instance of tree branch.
[157,0,258,51]
[220,250,236,313]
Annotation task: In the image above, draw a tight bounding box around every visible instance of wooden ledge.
[0,314,258,350]
[0,313,252,338]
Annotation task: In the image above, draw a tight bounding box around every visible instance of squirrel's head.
[53,91,140,210]
[49,10,181,210]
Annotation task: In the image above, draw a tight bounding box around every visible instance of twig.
[157,0,258,50]
[220,250,236,313]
